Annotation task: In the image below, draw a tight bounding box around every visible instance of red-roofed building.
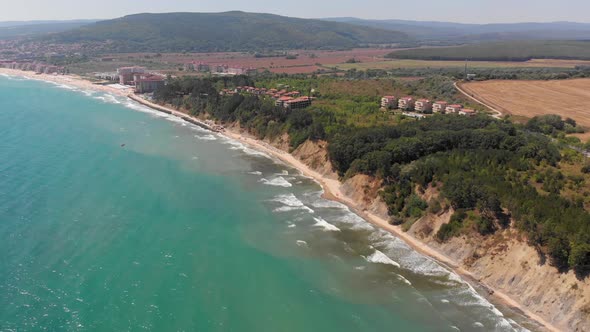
[432,101,448,113]
[445,104,463,114]
[459,108,476,116]
[398,97,415,111]
[381,96,397,109]
[134,74,166,93]
[415,99,432,113]
[275,96,294,107]
[283,96,312,110]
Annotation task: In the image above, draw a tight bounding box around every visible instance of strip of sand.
[0,68,132,96]
[0,69,558,331]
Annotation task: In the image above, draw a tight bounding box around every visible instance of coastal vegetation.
[154,74,590,277]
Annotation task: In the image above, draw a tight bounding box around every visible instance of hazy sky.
[2,0,590,23]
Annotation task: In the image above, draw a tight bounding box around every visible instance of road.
[454,82,503,119]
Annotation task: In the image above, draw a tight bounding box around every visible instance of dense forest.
[154,75,590,277]
[342,66,590,81]
[386,40,590,61]
[49,12,407,52]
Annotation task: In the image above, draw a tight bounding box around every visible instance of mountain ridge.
[47,12,408,52]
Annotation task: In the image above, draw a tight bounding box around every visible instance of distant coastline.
[0,68,558,332]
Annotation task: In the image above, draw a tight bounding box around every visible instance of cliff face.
[286,139,590,332]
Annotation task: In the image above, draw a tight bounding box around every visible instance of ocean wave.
[50,82,78,91]
[195,134,218,141]
[312,217,340,232]
[94,94,122,105]
[248,171,262,176]
[296,240,308,247]
[311,199,348,209]
[270,193,314,213]
[260,176,292,188]
[397,274,412,286]
[337,212,376,231]
[367,231,518,327]
[224,140,271,158]
[364,249,400,267]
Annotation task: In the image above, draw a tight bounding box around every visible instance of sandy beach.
[0,69,558,331]
[0,68,133,96]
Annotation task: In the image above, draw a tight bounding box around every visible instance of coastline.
[0,68,132,96]
[0,68,558,331]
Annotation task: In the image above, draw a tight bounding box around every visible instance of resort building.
[275,96,293,107]
[398,97,415,111]
[117,66,146,85]
[432,101,448,113]
[381,96,397,109]
[94,72,118,81]
[414,99,432,113]
[133,74,166,93]
[459,108,476,116]
[284,96,312,110]
[445,104,463,114]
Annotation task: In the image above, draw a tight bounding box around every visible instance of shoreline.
[130,92,557,332]
[0,68,558,332]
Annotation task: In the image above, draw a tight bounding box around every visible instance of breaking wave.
[312,217,340,232]
[365,249,400,267]
[260,177,292,188]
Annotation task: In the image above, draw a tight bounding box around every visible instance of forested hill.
[49,12,408,52]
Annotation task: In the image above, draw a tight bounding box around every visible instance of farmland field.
[329,59,590,71]
[460,79,590,130]
[99,49,395,74]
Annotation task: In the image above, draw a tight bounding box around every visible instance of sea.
[0,75,540,331]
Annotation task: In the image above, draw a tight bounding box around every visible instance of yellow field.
[461,79,590,130]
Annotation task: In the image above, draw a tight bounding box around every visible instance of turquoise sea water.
[0,75,538,331]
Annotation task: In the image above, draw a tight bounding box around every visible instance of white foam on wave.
[53,82,78,91]
[195,134,218,141]
[270,193,314,213]
[223,140,271,158]
[296,240,308,247]
[94,94,122,105]
[397,274,412,286]
[368,230,519,328]
[248,171,262,176]
[260,176,292,188]
[365,249,401,267]
[338,212,376,231]
[312,217,340,232]
[312,199,348,209]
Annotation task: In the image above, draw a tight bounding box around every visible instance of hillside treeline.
[386,40,590,61]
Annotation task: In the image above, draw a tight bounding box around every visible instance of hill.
[324,18,590,42]
[385,40,590,61]
[0,20,96,39]
[49,12,408,52]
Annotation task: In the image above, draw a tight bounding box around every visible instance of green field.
[326,58,587,71]
[386,40,590,61]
